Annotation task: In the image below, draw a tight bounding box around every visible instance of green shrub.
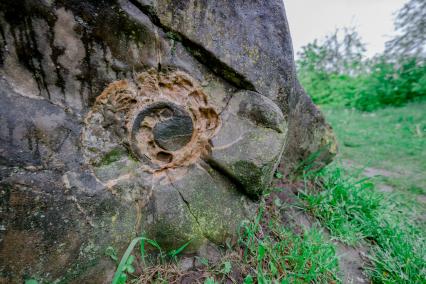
[296,25,426,111]
[298,56,426,111]
[353,57,426,111]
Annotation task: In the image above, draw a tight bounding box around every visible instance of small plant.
[203,277,217,284]
[167,239,192,261]
[220,261,232,275]
[274,171,283,179]
[111,237,144,284]
[105,246,118,263]
[111,236,192,284]
[300,166,380,244]
[243,274,254,284]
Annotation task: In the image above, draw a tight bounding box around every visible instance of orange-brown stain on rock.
[82,69,221,186]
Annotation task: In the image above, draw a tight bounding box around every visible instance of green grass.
[116,196,340,283]
[300,165,426,283]
[322,101,426,196]
[298,102,426,283]
[300,167,380,245]
[237,200,340,283]
[115,161,425,283]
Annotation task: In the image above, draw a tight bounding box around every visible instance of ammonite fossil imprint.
[82,69,220,175]
[81,68,286,249]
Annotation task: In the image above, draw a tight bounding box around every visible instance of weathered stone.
[81,70,258,252]
[134,0,337,172]
[178,257,195,272]
[0,0,335,282]
[209,90,287,198]
[153,114,193,151]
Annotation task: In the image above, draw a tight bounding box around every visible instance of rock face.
[0,0,336,282]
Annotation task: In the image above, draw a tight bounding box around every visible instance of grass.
[107,236,191,284]
[285,100,426,283]
[237,199,340,283]
[300,167,381,245]
[322,101,426,197]
[110,195,340,283]
[298,101,426,283]
[300,165,426,283]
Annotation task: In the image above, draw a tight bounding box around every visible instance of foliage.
[113,198,340,283]
[300,165,426,283]
[353,56,426,111]
[298,39,426,111]
[297,1,426,111]
[297,27,366,75]
[203,277,217,284]
[301,167,380,245]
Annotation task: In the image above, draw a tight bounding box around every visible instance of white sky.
[285,0,407,57]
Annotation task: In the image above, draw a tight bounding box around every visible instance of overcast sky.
[285,0,407,57]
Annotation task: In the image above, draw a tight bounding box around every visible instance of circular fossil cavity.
[130,102,195,165]
[82,69,221,172]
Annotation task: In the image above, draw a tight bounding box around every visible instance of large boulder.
[0,0,336,282]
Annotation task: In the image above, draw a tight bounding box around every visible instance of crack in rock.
[125,0,256,92]
[165,172,216,245]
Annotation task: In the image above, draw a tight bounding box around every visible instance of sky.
[285,0,407,57]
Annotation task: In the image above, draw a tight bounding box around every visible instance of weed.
[243,274,254,284]
[275,171,283,179]
[203,277,217,284]
[167,239,192,261]
[113,194,339,283]
[105,246,118,263]
[111,236,191,284]
[220,261,232,275]
[111,237,142,284]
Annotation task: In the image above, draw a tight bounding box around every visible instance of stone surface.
[153,115,193,151]
[135,0,337,172]
[209,90,287,197]
[0,0,335,282]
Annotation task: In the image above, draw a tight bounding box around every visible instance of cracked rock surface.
[0,0,335,282]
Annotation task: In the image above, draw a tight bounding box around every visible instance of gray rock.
[209,91,286,197]
[153,114,193,151]
[178,257,195,272]
[134,0,337,172]
[0,0,336,282]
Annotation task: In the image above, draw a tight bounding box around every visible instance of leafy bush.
[297,23,426,111]
[353,57,426,111]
